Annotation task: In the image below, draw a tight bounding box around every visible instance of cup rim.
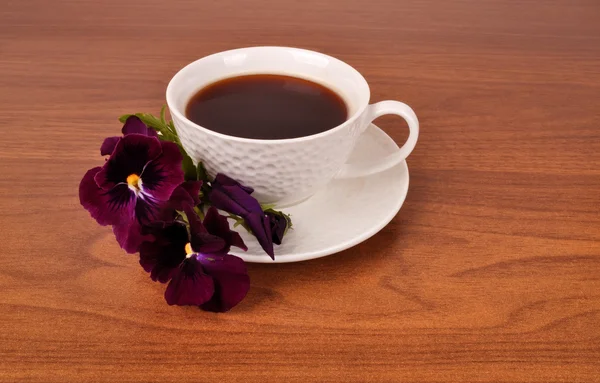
[165,46,371,144]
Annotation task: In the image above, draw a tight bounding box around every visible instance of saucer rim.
[231,124,410,263]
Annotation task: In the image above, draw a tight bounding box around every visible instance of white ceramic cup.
[167,46,419,206]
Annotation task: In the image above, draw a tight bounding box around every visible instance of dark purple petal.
[134,194,162,224]
[184,205,227,254]
[139,224,188,283]
[179,180,202,205]
[94,134,162,190]
[79,167,136,226]
[192,231,227,255]
[154,181,202,223]
[245,212,274,259]
[208,184,262,217]
[140,141,184,201]
[213,173,254,194]
[79,166,110,225]
[222,183,262,213]
[207,187,246,216]
[168,181,202,211]
[203,207,247,252]
[113,218,151,254]
[197,254,250,312]
[266,211,288,245]
[122,116,158,137]
[164,257,214,306]
[208,174,262,217]
[100,136,121,156]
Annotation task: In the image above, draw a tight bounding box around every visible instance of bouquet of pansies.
[79,108,291,312]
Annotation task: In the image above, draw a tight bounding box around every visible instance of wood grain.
[1,0,599,382]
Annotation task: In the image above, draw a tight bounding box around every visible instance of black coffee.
[185,74,348,139]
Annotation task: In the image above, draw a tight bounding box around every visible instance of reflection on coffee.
[185,74,348,140]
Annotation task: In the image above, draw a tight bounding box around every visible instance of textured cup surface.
[167,47,371,205]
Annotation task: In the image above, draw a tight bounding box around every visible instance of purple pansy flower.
[139,206,249,312]
[79,117,184,253]
[209,174,274,258]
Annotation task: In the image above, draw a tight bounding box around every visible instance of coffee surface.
[185,74,348,139]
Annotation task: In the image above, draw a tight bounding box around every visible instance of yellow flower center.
[126,173,142,192]
[184,243,193,257]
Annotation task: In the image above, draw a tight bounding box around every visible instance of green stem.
[194,206,205,220]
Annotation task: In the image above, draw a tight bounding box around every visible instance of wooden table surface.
[1,0,599,382]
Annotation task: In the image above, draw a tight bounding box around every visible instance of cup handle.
[336,100,419,179]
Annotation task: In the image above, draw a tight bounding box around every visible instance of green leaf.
[197,161,210,182]
[194,205,205,220]
[118,114,132,123]
[238,221,251,233]
[282,212,293,235]
[228,213,251,233]
[180,148,197,181]
[160,105,167,125]
[137,113,164,130]
[176,210,188,224]
[196,162,213,204]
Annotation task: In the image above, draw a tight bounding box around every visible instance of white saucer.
[230,123,410,263]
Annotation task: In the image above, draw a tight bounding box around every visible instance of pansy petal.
[208,186,262,217]
[122,116,158,137]
[139,242,178,282]
[168,181,202,211]
[184,204,207,234]
[164,257,214,306]
[197,254,250,312]
[203,207,247,251]
[112,217,150,254]
[245,212,274,259]
[192,231,228,254]
[230,233,248,251]
[207,187,246,216]
[79,166,111,225]
[179,180,202,205]
[95,134,162,190]
[140,141,184,201]
[223,184,262,214]
[266,211,288,245]
[208,174,262,217]
[135,194,162,225]
[79,167,135,226]
[100,136,121,156]
[183,205,227,254]
[139,224,188,283]
[213,173,254,194]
